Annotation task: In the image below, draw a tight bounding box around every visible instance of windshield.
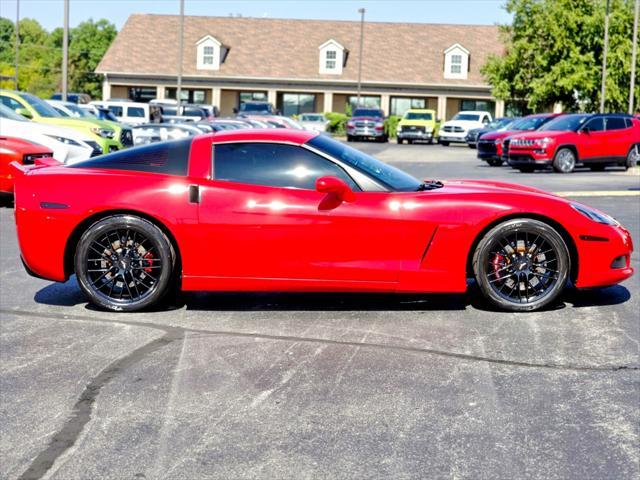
[0,104,29,121]
[488,117,515,129]
[353,109,383,118]
[65,103,94,118]
[307,135,421,192]
[539,114,589,132]
[453,113,481,121]
[404,112,433,121]
[510,116,552,131]
[301,114,325,122]
[20,92,61,118]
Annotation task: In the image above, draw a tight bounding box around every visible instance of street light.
[356,8,365,108]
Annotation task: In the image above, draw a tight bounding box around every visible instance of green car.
[0,90,126,153]
[396,109,441,144]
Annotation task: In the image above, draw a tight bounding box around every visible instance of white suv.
[438,111,492,146]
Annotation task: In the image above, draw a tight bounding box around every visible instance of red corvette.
[1,136,53,196]
[11,130,634,312]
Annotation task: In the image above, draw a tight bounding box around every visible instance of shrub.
[324,112,349,136]
[385,115,400,139]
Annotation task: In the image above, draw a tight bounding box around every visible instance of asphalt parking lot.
[1,143,639,480]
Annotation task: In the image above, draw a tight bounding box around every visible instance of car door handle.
[189,185,200,204]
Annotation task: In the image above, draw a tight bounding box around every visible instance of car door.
[605,116,632,159]
[194,141,406,285]
[578,116,607,161]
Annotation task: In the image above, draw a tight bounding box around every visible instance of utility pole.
[62,0,69,101]
[176,0,184,111]
[600,0,610,113]
[630,0,639,114]
[14,0,19,89]
[356,8,365,108]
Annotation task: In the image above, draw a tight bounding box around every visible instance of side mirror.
[16,107,32,119]
[316,176,355,203]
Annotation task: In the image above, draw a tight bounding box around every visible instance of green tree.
[482,0,640,112]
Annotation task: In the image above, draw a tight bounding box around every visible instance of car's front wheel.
[553,148,576,173]
[487,158,503,167]
[472,218,570,312]
[74,215,175,312]
[625,144,639,170]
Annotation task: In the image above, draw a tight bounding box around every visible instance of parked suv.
[477,113,559,166]
[465,117,516,148]
[347,108,387,142]
[396,109,440,144]
[438,111,492,146]
[507,113,640,173]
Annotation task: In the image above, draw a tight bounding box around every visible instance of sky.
[0,0,512,31]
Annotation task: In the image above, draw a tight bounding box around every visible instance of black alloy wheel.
[75,215,174,312]
[473,218,570,311]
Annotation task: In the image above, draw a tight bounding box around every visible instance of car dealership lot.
[1,144,638,480]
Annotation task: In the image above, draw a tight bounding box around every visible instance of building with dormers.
[96,14,508,119]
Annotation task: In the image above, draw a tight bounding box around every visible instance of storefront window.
[390,97,427,117]
[128,87,157,103]
[460,99,496,116]
[277,93,316,116]
[239,92,268,106]
[348,95,381,110]
[165,88,207,104]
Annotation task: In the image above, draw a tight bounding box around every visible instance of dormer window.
[318,39,345,75]
[197,35,223,70]
[444,44,469,80]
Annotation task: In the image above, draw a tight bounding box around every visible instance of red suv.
[506,114,640,173]
[477,113,560,166]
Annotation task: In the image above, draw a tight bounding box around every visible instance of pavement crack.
[16,321,183,480]
[3,308,638,375]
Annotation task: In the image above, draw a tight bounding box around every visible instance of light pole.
[176,0,185,111]
[600,0,610,113]
[14,0,19,89]
[630,0,639,114]
[62,0,69,101]
[356,8,365,108]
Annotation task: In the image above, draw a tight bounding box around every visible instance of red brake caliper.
[143,251,154,273]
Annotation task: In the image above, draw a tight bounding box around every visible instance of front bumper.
[397,130,433,140]
[438,132,467,143]
[507,148,553,168]
[347,127,385,138]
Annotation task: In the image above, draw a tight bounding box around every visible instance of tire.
[347,135,354,142]
[428,138,434,145]
[589,164,606,172]
[397,138,403,144]
[518,166,535,173]
[408,139,414,145]
[440,141,450,147]
[487,158,504,167]
[74,215,175,312]
[553,147,576,173]
[625,144,640,170]
[468,144,477,149]
[472,218,570,312]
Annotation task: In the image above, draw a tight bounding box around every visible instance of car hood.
[351,116,383,122]
[440,120,483,129]
[480,130,520,141]
[437,179,559,198]
[508,130,567,141]
[2,118,94,142]
[399,119,434,127]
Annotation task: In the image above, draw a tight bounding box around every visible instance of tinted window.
[1,95,26,113]
[307,135,421,192]
[70,138,192,176]
[584,117,605,132]
[214,143,358,191]
[353,109,383,118]
[453,113,481,121]
[20,92,61,118]
[606,117,628,130]
[405,112,433,121]
[184,107,205,117]
[539,114,589,132]
[108,106,123,117]
[127,107,145,118]
[162,107,177,115]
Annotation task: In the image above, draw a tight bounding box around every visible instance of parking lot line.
[554,191,640,197]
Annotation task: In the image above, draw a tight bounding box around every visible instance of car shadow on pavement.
[33,278,631,313]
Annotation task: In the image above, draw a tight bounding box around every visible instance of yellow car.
[396,109,440,144]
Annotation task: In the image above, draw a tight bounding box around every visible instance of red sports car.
[1,136,53,196]
[11,130,634,312]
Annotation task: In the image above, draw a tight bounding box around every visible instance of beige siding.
[332,94,348,113]
[220,89,238,116]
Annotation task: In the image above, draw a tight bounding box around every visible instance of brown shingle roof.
[97,14,502,86]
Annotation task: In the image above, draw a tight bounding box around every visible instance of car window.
[405,112,433,121]
[606,117,628,131]
[108,106,123,117]
[52,106,70,116]
[584,117,605,132]
[453,113,481,121]
[0,104,28,121]
[213,143,359,191]
[127,107,145,118]
[539,114,589,132]
[1,95,26,113]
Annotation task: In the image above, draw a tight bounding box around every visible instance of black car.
[465,117,517,148]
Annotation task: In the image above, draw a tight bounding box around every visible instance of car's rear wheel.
[487,158,503,167]
[626,144,639,170]
[440,141,450,147]
[397,138,403,144]
[472,218,570,312]
[75,215,175,312]
[553,148,576,173]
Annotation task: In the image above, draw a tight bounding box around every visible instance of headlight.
[425,126,433,133]
[44,134,81,146]
[397,125,403,132]
[512,137,555,148]
[571,203,618,226]
[91,127,115,139]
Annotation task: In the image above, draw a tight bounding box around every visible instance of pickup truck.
[396,109,439,144]
[438,110,492,146]
[346,108,388,142]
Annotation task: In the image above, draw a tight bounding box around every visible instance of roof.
[97,15,502,86]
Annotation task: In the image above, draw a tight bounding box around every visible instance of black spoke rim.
[486,229,560,304]
[85,228,162,304]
